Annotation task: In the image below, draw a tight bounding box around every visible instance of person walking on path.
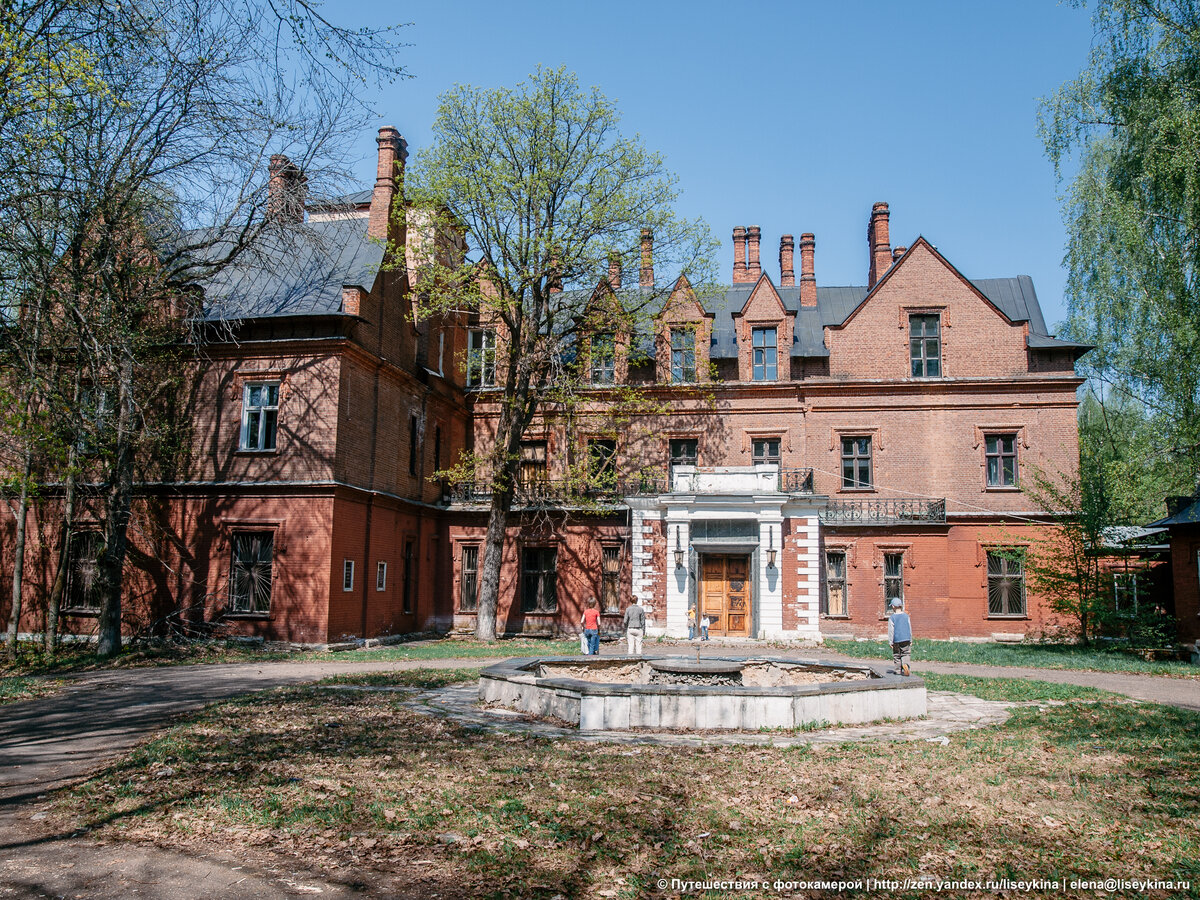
[888,598,912,676]
[623,597,646,655]
[581,598,601,655]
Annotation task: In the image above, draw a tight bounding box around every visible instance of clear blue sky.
[337,0,1096,330]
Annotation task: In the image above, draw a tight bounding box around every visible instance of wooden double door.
[700,554,751,637]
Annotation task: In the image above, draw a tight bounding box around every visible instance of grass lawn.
[830,638,1199,678]
[54,671,1200,899]
[0,673,64,705]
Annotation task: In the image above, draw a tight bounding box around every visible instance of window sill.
[984,485,1021,492]
[224,612,272,620]
[235,449,279,456]
[986,615,1029,621]
[838,487,877,494]
[62,608,100,618]
[821,614,851,620]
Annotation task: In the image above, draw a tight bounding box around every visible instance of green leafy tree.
[1041,0,1200,509]
[409,67,714,641]
[1,0,406,656]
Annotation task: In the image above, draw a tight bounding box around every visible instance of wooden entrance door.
[700,554,751,637]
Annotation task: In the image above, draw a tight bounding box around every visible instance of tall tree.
[0,0,405,655]
[410,67,713,641]
[1042,0,1200,509]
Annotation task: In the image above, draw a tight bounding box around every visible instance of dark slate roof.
[199,218,383,321]
[700,273,1084,359]
[1151,498,1200,527]
[307,189,372,210]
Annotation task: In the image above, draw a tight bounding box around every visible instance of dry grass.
[54,677,1200,899]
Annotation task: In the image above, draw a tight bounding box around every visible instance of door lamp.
[767,525,777,569]
[674,526,685,570]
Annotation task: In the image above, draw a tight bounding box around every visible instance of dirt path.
[0,646,1195,897]
[0,656,500,899]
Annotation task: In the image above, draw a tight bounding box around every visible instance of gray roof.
[701,273,1085,359]
[307,189,372,210]
[199,218,383,321]
[1152,498,1200,527]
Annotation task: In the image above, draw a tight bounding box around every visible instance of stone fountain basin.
[478,656,927,732]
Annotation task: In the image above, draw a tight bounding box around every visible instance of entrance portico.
[635,465,824,642]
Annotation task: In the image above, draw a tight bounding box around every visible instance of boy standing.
[581,598,601,655]
[887,598,912,676]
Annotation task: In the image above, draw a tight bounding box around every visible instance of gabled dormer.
[656,274,714,384]
[579,269,633,386]
[732,272,795,383]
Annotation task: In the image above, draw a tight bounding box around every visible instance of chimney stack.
[867,201,892,288]
[799,233,817,307]
[779,235,795,287]
[608,252,621,293]
[732,226,748,283]
[746,226,762,280]
[640,228,654,288]
[268,154,306,224]
[368,126,407,241]
[892,245,907,261]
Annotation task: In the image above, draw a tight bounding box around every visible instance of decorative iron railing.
[447,477,666,507]
[779,467,815,494]
[820,498,947,525]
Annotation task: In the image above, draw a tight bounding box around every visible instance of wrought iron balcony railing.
[447,477,666,507]
[779,467,815,494]
[820,498,947,525]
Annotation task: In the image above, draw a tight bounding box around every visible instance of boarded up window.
[230,532,274,614]
[66,532,104,611]
[460,545,479,612]
[822,550,847,617]
[987,551,1026,616]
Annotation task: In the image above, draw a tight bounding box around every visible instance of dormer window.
[590,333,615,384]
[910,314,941,377]
[670,327,696,383]
[752,327,777,381]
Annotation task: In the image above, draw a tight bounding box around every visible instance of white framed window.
[751,327,777,381]
[240,382,279,451]
[467,329,496,386]
[342,559,355,592]
[376,561,387,592]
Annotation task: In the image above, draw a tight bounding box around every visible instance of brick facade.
[1,174,1093,646]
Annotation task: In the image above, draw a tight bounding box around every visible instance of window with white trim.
[342,559,355,592]
[467,329,496,386]
[240,382,279,451]
[376,561,387,592]
[752,327,777,381]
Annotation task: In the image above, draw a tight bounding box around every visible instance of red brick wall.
[818,523,1068,640]
[448,515,631,636]
[826,241,1030,380]
[1169,525,1200,643]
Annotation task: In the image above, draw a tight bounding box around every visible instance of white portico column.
[663,516,691,638]
[757,514,784,638]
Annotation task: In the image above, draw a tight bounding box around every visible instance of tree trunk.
[475,488,514,641]
[4,462,32,656]
[97,355,135,658]
[45,453,79,660]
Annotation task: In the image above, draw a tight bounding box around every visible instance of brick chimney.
[867,201,891,288]
[608,252,621,293]
[268,154,306,224]
[732,226,748,283]
[640,227,654,288]
[779,234,795,287]
[746,226,762,280]
[547,251,562,294]
[799,233,817,307]
[892,245,907,261]
[368,126,407,241]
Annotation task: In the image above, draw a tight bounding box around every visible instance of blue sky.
[337,0,1096,329]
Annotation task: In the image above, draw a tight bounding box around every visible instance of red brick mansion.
[2,128,1092,645]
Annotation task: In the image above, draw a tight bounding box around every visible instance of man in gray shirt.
[623,598,646,655]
